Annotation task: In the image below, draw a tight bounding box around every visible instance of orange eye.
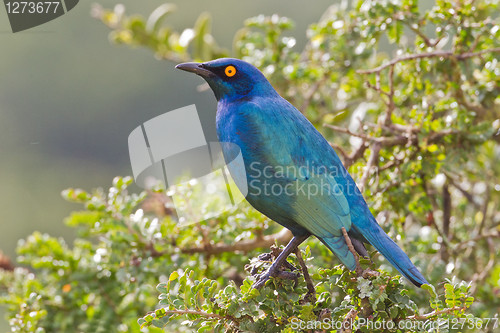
[225,65,236,77]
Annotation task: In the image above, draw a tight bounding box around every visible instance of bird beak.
[175,62,214,77]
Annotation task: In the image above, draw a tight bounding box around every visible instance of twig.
[340,308,359,333]
[357,48,500,74]
[440,183,451,261]
[366,81,390,97]
[453,232,499,251]
[384,65,395,126]
[477,189,490,236]
[389,123,420,133]
[330,141,368,169]
[408,305,467,320]
[408,24,442,48]
[348,143,369,164]
[324,124,371,140]
[157,308,227,320]
[345,143,369,169]
[360,143,381,191]
[294,248,316,302]
[427,129,459,143]
[325,124,410,147]
[300,73,330,112]
[470,237,495,294]
[446,175,481,210]
[330,142,350,162]
[420,177,453,249]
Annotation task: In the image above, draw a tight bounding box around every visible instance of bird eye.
[225,65,237,77]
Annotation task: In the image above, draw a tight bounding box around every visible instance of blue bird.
[176,58,428,288]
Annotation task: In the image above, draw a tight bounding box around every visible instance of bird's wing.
[288,172,351,234]
[287,169,357,270]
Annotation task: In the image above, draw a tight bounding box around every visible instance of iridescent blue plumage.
[176,58,428,287]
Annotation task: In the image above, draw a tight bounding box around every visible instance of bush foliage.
[2,0,500,332]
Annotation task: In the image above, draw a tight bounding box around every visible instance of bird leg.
[271,246,297,272]
[341,227,363,275]
[253,234,309,289]
[341,227,380,279]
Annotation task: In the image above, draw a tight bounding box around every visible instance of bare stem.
[294,248,316,302]
[357,48,500,74]
[408,306,467,320]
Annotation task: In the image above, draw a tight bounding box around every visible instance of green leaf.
[422,284,438,299]
[169,271,179,282]
[157,283,168,294]
[193,12,213,60]
[146,4,177,32]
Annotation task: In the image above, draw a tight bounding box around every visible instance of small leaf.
[169,271,179,281]
[421,284,438,298]
[146,4,177,33]
[157,283,168,293]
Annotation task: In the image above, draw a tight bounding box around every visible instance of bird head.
[176,58,275,101]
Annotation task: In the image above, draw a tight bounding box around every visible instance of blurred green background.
[0,0,337,329]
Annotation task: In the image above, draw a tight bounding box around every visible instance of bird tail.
[319,236,357,271]
[354,221,428,287]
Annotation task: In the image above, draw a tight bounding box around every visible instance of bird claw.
[250,247,298,288]
[253,270,272,289]
[253,268,298,289]
[250,235,309,289]
[257,253,272,262]
[361,268,380,278]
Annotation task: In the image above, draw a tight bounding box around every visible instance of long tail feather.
[354,223,428,287]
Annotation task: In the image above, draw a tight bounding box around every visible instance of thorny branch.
[293,247,316,302]
[408,305,468,320]
[150,308,239,325]
[356,47,500,74]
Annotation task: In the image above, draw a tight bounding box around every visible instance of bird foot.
[253,268,273,289]
[250,246,299,289]
[361,268,380,279]
[249,235,309,289]
[341,227,364,274]
[340,227,381,280]
[253,268,298,289]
